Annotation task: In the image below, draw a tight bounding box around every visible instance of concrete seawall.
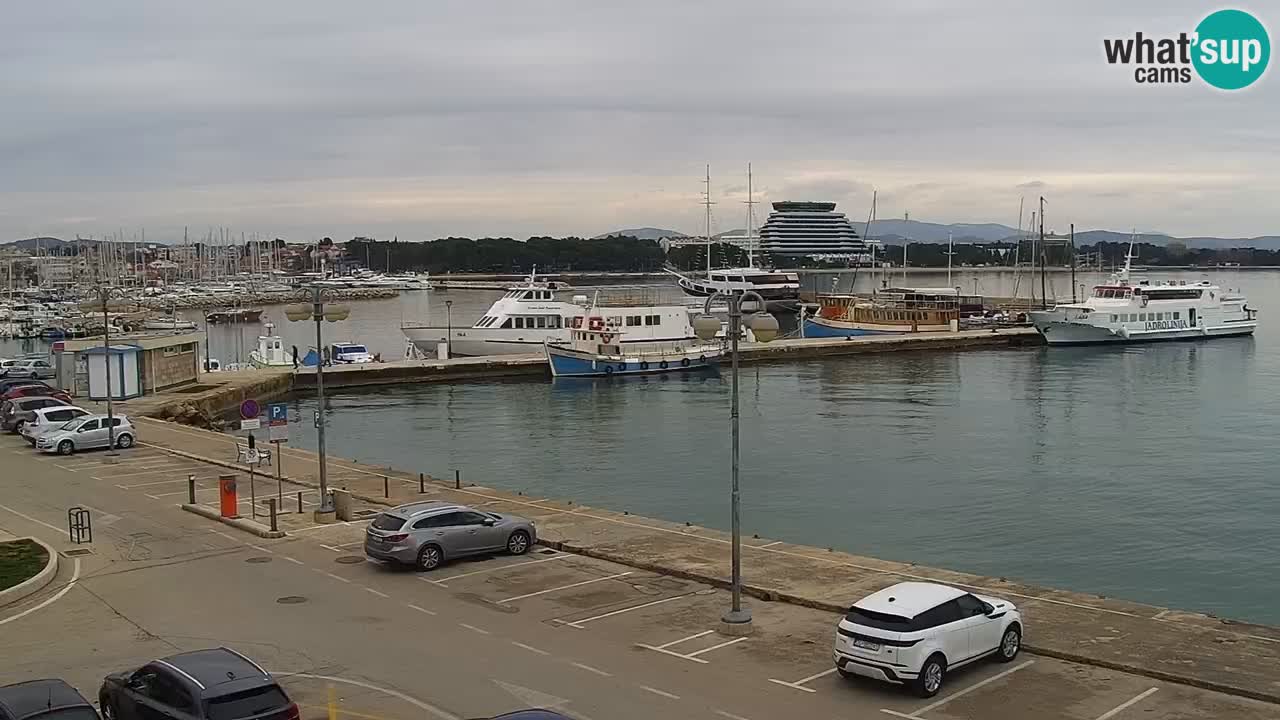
[136,418,1280,705]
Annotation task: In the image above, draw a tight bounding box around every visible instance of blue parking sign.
[268,402,288,425]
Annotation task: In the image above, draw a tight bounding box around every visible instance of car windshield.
[370,513,405,531]
[342,345,368,354]
[204,686,290,720]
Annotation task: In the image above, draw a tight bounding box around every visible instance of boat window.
[1110,314,1117,323]
[501,318,513,329]
[645,315,660,326]
[515,317,525,329]
[537,316,548,328]
[571,316,583,329]
[626,315,641,327]
[1174,312,1181,320]
[711,275,726,281]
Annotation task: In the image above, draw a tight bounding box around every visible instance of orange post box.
[219,474,239,518]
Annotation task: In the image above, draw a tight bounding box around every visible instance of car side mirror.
[482,518,496,527]
[982,602,996,616]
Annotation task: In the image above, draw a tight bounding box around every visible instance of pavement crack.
[75,583,181,652]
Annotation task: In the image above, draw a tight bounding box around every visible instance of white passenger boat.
[544,303,723,378]
[1029,244,1258,345]
[402,272,706,357]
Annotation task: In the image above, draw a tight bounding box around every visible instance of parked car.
[0,378,48,394]
[1,384,70,404]
[0,358,55,379]
[99,647,298,720]
[833,581,1022,698]
[1,396,70,432]
[0,679,99,720]
[364,500,536,570]
[21,405,91,445]
[37,414,135,454]
[0,359,26,377]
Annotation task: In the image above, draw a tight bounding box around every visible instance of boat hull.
[1030,314,1257,345]
[544,345,722,378]
[802,317,951,338]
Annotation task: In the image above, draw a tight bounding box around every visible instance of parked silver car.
[37,414,136,455]
[21,405,91,445]
[364,501,536,570]
[1,358,55,379]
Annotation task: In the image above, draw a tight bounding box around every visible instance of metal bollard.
[297,491,303,514]
[383,475,389,498]
[454,469,460,490]
[419,472,425,494]
[268,499,278,533]
[187,474,196,504]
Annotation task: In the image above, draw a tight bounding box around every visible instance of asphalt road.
[2,440,1277,720]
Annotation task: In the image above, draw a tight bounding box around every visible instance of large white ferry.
[1029,246,1257,345]
[401,273,710,356]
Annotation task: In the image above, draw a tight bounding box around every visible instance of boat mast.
[902,211,909,286]
[743,163,756,269]
[1038,195,1047,310]
[1029,211,1037,306]
[946,231,954,288]
[704,165,713,279]
[1070,223,1076,302]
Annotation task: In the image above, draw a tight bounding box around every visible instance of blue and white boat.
[544,306,724,378]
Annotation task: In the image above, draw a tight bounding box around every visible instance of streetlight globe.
[284,303,313,322]
[747,312,779,343]
[692,313,721,341]
[324,304,351,322]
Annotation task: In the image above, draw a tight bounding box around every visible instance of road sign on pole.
[240,418,261,430]
[240,399,261,420]
[268,424,289,443]
[268,402,288,425]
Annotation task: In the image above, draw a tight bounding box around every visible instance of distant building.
[758,201,879,262]
[659,233,760,253]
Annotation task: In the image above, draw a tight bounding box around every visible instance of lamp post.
[78,288,129,458]
[284,286,350,521]
[692,290,779,630]
[444,300,453,358]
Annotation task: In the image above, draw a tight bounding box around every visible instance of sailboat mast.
[1070,223,1077,302]
[902,211,910,286]
[946,231,954,288]
[704,165,713,279]
[1038,195,1047,310]
[744,163,756,268]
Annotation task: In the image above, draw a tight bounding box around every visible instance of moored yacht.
[1029,244,1258,344]
[543,299,723,378]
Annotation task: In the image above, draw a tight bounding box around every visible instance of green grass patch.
[0,539,50,591]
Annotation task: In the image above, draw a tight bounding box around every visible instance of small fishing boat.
[543,305,723,378]
[206,308,263,324]
[248,323,294,368]
[803,287,964,337]
[143,317,199,331]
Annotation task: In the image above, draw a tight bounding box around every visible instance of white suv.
[833,581,1022,697]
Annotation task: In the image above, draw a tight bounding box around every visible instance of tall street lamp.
[78,288,130,459]
[284,286,350,521]
[692,290,779,630]
[444,300,453,358]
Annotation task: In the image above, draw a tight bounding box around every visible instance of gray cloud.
[2,0,1277,242]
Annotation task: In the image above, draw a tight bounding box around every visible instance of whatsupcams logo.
[1103,9,1270,89]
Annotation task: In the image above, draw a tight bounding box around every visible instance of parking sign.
[268,402,288,425]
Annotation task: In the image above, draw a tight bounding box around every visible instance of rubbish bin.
[332,489,353,521]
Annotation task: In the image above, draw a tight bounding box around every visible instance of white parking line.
[0,503,66,535]
[459,623,491,635]
[407,604,437,616]
[759,541,784,548]
[637,630,717,664]
[364,587,390,598]
[767,666,836,693]
[715,711,751,720]
[426,554,568,587]
[882,660,1035,718]
[496,571,632,603]
[114,476,214,488]
[511,641,550,656]
[656,630,714,649]
[570,662,611,677]
[320,544,343,552]
[638,686,680,701]
[685,636,747,658]
[561,593,695,628]
[1094,688,1158,720]
[325,573,352,584]
[282,557,304,565]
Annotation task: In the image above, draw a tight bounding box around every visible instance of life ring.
[680,358,690,367]
[604,365,614,375]
[640,361,649,370]
[659,360,669,369]
[616,363,627,372]
[588,318,604,331]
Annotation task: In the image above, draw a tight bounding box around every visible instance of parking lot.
[5,431,1279,720]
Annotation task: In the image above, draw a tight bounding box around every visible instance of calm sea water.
[7,270,1279,623]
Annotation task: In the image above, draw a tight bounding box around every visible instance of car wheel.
[416,544,443,571]
[99,697,115,720]
[29,372,38,379]
[997,624,1021,662]
[506,530,531,555]
[116,433,133,449]
[836,666,855,680]
[58,440,74,456]
[915,654,946,698]
[13,420,24,433]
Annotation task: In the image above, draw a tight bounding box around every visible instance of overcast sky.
[2,1,1276,243]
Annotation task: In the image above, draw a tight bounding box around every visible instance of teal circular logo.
[1192,9,1270,90]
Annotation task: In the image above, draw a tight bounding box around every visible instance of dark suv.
[99,648,297,720]
[0,679,99,720]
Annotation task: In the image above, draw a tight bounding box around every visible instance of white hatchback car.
[21,405,91,445]
[833,581,1022,698]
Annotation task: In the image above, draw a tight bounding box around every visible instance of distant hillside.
[3,236,85,252]
[591,227,686,240]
